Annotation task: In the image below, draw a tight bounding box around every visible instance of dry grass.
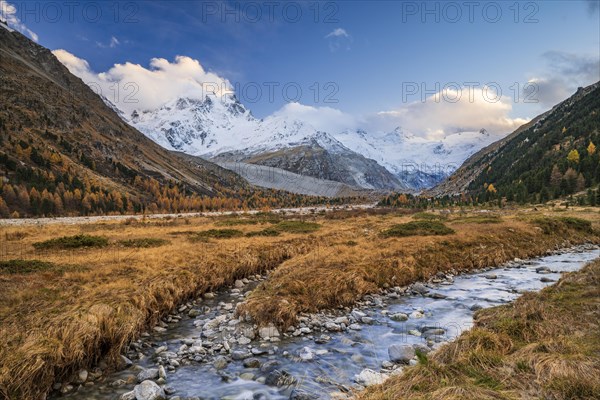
[238,210,600,329]
[0,208,598,399]
[357,256,600,400]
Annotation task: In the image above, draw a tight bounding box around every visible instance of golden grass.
[357,254,600,400]
[0,207,598,399]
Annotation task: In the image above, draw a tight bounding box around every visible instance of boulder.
[388,344,415,364]
[133,380,165,400]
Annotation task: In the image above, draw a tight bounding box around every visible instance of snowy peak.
[123,94,504,191]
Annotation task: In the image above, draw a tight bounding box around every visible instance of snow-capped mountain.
[119,94,501,191]
[125,95,405,190]
[334,127,500,188]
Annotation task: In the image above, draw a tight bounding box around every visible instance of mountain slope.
[127,97,406,190]
[0,28,253,216]
[429,82,600,200]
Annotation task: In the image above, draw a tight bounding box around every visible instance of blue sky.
[2,0,599,136]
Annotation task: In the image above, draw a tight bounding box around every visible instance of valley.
[0,2,599,400]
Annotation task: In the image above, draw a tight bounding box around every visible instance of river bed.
[56,244,600,400]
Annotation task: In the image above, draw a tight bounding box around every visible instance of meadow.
[0,206,598,399]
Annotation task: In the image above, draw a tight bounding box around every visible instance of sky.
[2,0,599,139]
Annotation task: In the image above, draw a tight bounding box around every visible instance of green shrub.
[0,259,87,274]
[272,221,321,234]
[0,259,55,274]
[452,215,503,224]
[33,234,109,250]
[412,212,447,221]
[191,229,244,240]
[246,228,281,237]
[118,238,170,248]
[533,217,592,235]
[381,221,455,238]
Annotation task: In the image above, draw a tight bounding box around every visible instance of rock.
[259,324,280,339]
[298,347,315,361]
[361,317,374,324]
[351,310,366,320]
[390,313,408,322]
[314,334,331,344]
[349,323,362,330]
[409,311,424,319]
[158,365,167,380]
[188,309,201,318]
[238,337,251,345]
[411,283,429,295]
[541,277,555,283]
[429,293,448,299]
[289,388,319,399]
[153,326,166,333]
[243,358,261,368]
[265,369,296,387]
[536,266,551,274]
[203,292,215,299]
[354,369,387,386]
[155,345,168,354]
[117,355,133,370]
[485,274,497,280]
[242,327,256,340]
[334,316,349,325]
[470,304,483,311]
[231,351,251,360]
[240,372,255,380]
[213,356,229,370]
[408,329,421,337]
[119,391,136,400]
[234,280,245,288]
[325,322,341,332]
[133,380,165,400]
[137,368,159,382]
[388,344,415,364]
[75,369,88,384]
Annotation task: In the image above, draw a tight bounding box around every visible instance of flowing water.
[59,245,599,400]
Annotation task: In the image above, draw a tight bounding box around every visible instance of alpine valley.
[104,92,499,192]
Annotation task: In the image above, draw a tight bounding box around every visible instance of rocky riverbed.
[52,244,600,400]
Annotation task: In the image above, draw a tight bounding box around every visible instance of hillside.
[0,28,350,218]
[429,82,600,203]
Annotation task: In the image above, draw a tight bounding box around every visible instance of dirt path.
[0,203,377,227]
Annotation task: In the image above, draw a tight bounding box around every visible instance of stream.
[57,244,600,400]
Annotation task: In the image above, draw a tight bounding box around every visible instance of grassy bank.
[0,207,598,399]
[358,255,600,400]
[238,210,600,329]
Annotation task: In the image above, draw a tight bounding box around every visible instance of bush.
[118,238,170,248]
[191,229,244,240]
[381,221,455,237]
[533,217,593,235]
[451,215,503,224]
[272,221,321,234]
[33,234,109,249]
[246,228,281,237]
[412,212,447,221]
[0,259,55,274]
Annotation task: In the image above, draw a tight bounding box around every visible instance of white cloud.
[273,86,528,139]
[325,27,352,52]
[325,28,349,38]
[273,102,361,134]
[96,36,120,48]
[369,87,529,139]
[0,0,38,41]
[53,50,233,115]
